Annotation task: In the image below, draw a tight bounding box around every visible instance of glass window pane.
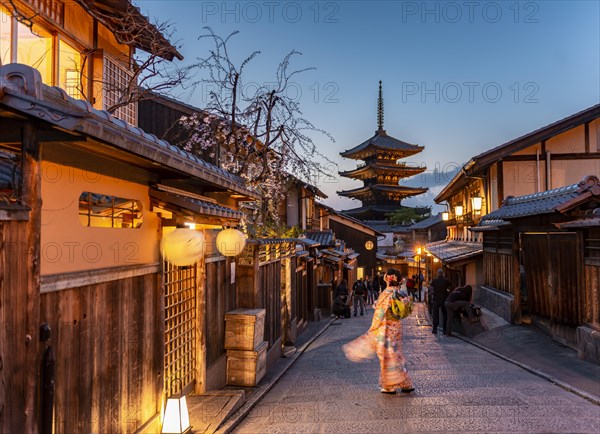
[17,21,53,84]
[58,39,81,98]
[0,8,11,65]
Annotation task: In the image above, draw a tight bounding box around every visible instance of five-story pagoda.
[338,81,428,220]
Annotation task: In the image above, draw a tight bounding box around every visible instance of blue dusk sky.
[137,0,600,212]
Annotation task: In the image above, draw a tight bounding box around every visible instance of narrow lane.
[234,305,600,433]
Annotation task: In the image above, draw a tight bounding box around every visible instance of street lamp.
[414,246,423,302]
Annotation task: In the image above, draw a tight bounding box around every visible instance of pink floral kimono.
[342,287,413,390]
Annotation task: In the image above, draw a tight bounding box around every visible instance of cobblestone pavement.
[233,305,600,433]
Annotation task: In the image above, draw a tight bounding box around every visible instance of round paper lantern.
[160,228,205,266]
[216,228,246,257]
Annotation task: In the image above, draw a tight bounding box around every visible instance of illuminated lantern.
[161,392,191,434]
[216,228,246,257]
[472,196,483,212]
[160,228,204,266]
[442,212,449,221]
[454,205,464,217]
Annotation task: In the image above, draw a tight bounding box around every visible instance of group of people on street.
[342,267,480,395]
[332,275,385,318]
[430,268,479,336]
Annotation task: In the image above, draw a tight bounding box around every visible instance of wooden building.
[432,104,600,303]
[0,0,182,126]
[0,63,256,433]
[472,175,600,361]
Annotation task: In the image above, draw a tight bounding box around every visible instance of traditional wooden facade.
[472,176,600,361]
[0,64,255,433]
[338,81,427,220]
[432,104,600,306]
[0,0,182,126]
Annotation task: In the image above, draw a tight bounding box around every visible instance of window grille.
[164,261,197,394]
[584,229,600,260]
[103,55,137,126]
[78,192,143,228]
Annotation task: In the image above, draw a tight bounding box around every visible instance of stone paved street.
[233,305,600,433]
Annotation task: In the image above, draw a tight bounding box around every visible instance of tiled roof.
[426,240,483,263]
[470,219,510,232]
[296,237,321,248]
[557,209,600,229]
[305,230,335,247]
[408,213,444,230]
[0,64,257,199]
[480,176,600,222]
[341,130,423,158]
[149,189,244,220]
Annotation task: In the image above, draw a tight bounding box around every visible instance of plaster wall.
[40,161,159,275]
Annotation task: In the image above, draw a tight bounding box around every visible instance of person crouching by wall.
[444,284,479,337]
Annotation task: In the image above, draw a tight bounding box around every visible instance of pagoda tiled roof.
[340,129,424,159]
[339,161,426,180]
[338,184,428,200]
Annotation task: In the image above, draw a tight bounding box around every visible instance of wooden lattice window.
[164,261,197,394]
[103,55,137,126]
[584,228,600,263]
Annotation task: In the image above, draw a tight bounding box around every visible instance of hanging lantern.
[442,212,449,221]
[472,196,483,212]
[216,228,246,257]
[160,228,204,266]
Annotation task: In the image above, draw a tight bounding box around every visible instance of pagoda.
[338,81,427,220]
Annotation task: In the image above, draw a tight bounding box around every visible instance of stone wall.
[577,326,600,365]
[474,285,515,323]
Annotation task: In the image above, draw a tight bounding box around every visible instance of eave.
[339,162,427,180]
[435,104,600,203]
[75,0,184,61]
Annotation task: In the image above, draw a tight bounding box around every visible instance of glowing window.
[58,39,81,98]
[16,21,53,85]
[79,192,143,228]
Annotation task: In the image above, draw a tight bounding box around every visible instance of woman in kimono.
[342,268,414,394]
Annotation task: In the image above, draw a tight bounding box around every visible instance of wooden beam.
[22,123,41,433]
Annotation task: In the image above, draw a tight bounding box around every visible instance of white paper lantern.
[161,228,204,266]
[216,228,246,257]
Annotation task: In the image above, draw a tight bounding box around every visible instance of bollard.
[314,307,321,322]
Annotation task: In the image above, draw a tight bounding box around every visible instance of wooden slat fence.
[39,272,162,434]
[522,233,583,327]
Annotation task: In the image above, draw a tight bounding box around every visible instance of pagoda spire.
[377,80,384,132]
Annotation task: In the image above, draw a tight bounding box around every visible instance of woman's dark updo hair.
[386,268,402,287]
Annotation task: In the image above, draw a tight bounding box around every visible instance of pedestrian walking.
[342,268,415,394]
[366,277,376,305]
[430,269,451,334]
[352,278,366,316]
[444,284,479,336]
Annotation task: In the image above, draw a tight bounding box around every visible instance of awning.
[296,237,321,248]
[150,187,243,220]
[426,240,483,263]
